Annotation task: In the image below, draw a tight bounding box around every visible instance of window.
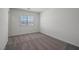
[20,16,33,25]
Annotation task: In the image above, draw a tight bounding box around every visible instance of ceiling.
[20,8,48,13]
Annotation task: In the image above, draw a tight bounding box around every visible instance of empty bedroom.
[2,8,79,50]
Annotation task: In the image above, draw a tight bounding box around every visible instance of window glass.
[20,16,33,25]
[28,16,33,23]
[20,16,28,24]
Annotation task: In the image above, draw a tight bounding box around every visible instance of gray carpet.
[5,32,79,50]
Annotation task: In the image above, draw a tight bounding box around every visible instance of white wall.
[40,8,79,47]
[0,8,9,49]
[9,9,40,36]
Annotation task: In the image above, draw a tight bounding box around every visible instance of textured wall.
[9,9,40,36]
[0,8,9,49]
[40,8,79,47]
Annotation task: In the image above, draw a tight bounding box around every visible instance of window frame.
[20,15,33,25]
